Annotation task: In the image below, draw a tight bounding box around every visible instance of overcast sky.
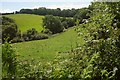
[0,0,93,13]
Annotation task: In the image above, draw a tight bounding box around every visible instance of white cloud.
[46,4,89,9]
[1,0,93,2]
[0,9,18,13]
[0,3,90,13]
[24,3,89,10]
[22,6,41,9]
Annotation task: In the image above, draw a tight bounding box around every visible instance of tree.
[20,9,33,14]
[66,18,75,27]
[62,21,68,29]
[43,15,64,34]
[1,16,18,43]
[74,8,90,23]
[19,8,79,17]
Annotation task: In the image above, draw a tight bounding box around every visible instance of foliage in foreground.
[73,2,120,79]
[2,42,17,79]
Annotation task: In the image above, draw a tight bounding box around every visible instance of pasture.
[12,27,85,61]
[6,14,44,32]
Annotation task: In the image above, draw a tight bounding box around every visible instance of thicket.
[11,28,49,43]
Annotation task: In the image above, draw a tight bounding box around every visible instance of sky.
[0,0,93,13]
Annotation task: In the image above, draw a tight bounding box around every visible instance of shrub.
[74,8,90,24]
[62,21,68,29]
[60,17,76,29]
[11,37,24,43]
[22,28,48,41]
[66,18,75,27]
[32,33,48,40]
[2,42,17,79]
[43,15,64,34]
[42,29,52,35]
[2,16,18,43]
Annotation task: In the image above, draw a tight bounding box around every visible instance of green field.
[12,27,84,61]
[5,14,85,62]
[6,14,44,32]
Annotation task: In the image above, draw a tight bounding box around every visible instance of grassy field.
[6,14,44,32]
[4,14,85,62]
[12,27,85,61]
[5,14,85,62]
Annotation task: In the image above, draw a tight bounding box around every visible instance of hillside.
[12,27,85,61]
[6,14,44,32]
[2,2,120,79]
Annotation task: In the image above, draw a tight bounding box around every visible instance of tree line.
[2,7,90,18]
[1,7,90,43]
[8,7,78,17]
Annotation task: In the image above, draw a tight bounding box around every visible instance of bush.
[62,21,68,29]
[43,15,64,34]
[22,28,48,41]
[66,18,75,27]
[32,33,48,40]
[74,8,90,24]
[60,17,76,29]
[1,16,18,43]
[42,29,52,35]
[2,42,17,79]
[11,37,24,43]
[10,28,49,43]
[22,28,37,41]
